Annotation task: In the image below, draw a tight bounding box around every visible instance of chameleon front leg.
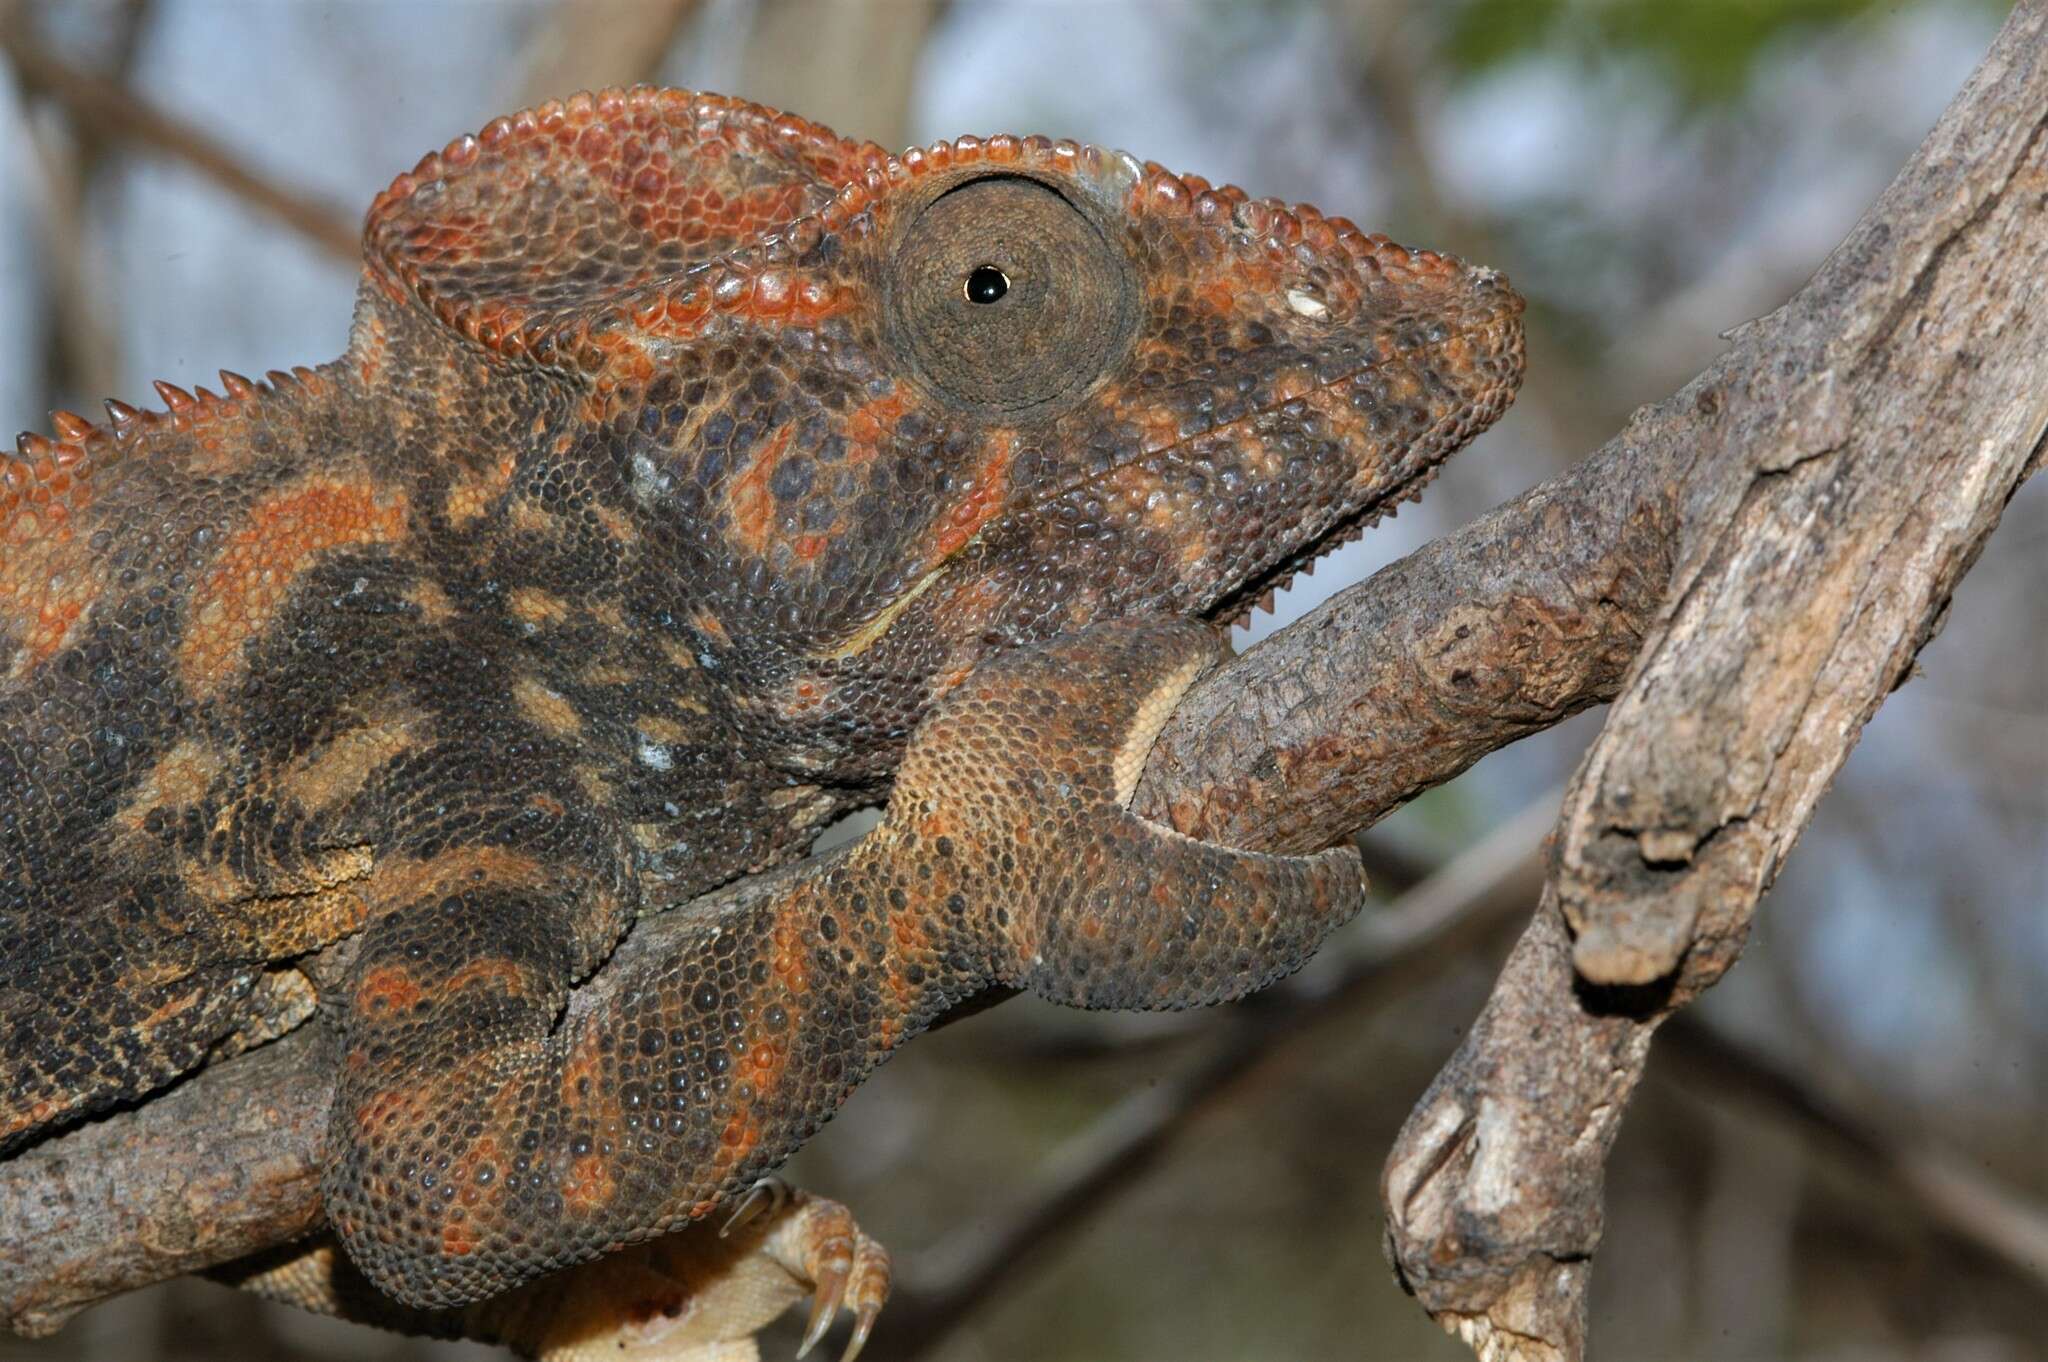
[324,616,1361,1310]
[895,616,1366,1010]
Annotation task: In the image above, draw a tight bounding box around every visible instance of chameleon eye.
[886,174,1137,417]
[964,264,1009,304]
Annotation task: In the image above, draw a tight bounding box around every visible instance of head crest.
[363,87,884,366]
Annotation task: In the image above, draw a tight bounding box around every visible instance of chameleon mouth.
[1205,459,1432,630]
[1201,380,1501,631]
[824,268,1520,659]
[820,355,1494,660]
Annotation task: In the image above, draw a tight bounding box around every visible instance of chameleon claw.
[796,1251,848,1358]
[721,1175,788,1237]
[794,1206,853,1358]
[763,1189,890,1362]
[843,1291,884,1362]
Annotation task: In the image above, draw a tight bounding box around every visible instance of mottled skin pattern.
[0,86,1523,1317]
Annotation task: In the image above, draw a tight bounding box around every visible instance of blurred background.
[0,1,2040,1359]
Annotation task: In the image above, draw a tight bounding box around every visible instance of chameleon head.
[859,142,1528,642]
[363,89,1523,781]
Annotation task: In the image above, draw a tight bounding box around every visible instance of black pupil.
[965,264,1009,304]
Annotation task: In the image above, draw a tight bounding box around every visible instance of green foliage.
[1440,0,2001,101]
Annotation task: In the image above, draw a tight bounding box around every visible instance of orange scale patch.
[1,466,107,680]
[690,608,731,646]
[114,737,224,834]
[769,915,811,994]
[355,966,424,1016]
[926,658,978,700]
[562,1154,618,1213]
[884,912,935,1012]
[716,1110,763,1164]
[1204,254,1284,302]
[1197,276,1241,313]
[136,984,205,1034]
[273,710,425,815]
[560,1028,612,1113]
[728,182,821,239]
[3,597,85,682]
[593,501,641,546]
[745,1037,787,1086]
[439,956,531,1000]
[726,422,796,555]
[0,1099,60,1146]
[845,387,912,461]
[179,479,409,700]
[360,845,547,920]
[933,431,1014,559]
[352,1081,430,1134]
[1267,368,1317,405]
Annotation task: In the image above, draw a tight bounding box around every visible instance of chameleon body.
[0,88,1522,1325]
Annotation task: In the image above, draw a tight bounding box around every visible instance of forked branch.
[1376,8,2047,1356]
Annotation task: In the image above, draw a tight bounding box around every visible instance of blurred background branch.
[0,16,357,262]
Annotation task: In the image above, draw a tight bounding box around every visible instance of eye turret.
[884,175,1136,417]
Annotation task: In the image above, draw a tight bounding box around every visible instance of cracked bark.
[1374,8,2047,1357]
[1,7,2042,1355]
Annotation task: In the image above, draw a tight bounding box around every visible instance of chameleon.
[0,87,1523,1356]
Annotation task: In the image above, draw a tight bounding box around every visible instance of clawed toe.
[770,1191,892,1362]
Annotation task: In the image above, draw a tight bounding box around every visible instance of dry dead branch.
[1375,9,2046,1356]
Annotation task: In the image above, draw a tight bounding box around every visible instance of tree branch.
[1378,8,2048,1357]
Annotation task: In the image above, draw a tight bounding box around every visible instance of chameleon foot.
[775,1186,891,1362]
[511,1183,890,1362]
[219,1184,890,1362]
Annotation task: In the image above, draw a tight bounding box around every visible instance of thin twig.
[5,0,152,405]
[1657,1018,2048,1296]
[0,24,358,261]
